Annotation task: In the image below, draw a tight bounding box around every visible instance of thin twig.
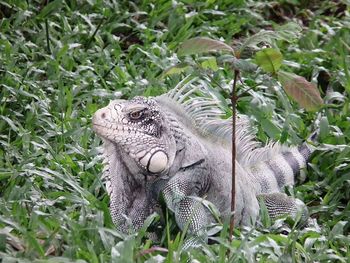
[229,69,239,242]
[237,81,264,99]
[45,19,51,54]
[86,18,105,50]
[102,63,117,79]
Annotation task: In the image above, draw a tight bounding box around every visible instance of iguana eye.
[129,110,143,120]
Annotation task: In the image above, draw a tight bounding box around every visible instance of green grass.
[0,0,349,262]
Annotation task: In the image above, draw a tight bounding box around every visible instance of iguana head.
[92,97,176,175]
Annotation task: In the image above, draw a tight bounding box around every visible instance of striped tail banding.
[247,142,314,194]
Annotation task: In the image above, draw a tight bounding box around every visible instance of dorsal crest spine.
[156,76,295,167]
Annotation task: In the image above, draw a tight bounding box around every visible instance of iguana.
[92,81,314,237]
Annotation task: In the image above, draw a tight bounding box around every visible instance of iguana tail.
[246,142,314,194]
[249,132,318,226]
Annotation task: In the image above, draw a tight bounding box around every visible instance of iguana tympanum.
[92,83,313,238]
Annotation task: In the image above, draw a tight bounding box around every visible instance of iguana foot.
[258,192,309,226]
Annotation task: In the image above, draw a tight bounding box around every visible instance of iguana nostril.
[101,112,106,119]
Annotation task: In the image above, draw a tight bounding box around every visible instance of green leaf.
[178,37,234,56]
[26,232,45,257]
[231,58,258,72]
[218,55,258,72]
[240,30,277,53]
[136,213,159,242]
[278,71,324,111]
[201,199,222,224]
[0,233,6,252]
[274,22,302,41]
[37,0,63,20]
[260,119,281,140]
[201,57,218,71]
[319,116,329,140]
[111,237,135,263]
[255,48,283,74]
[258,196,271,227]
[330,221,347,237]
[161,62,191,78]
[240,22,302,53]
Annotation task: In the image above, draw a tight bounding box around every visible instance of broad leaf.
[240,30,277,53]
[231,58,258,73]
[201,57,219,71]
[278,71,323,111]
[240,22,302,53]
[255,48,283,74]
[161,62,191,78]
[178,37,233,56]
[260,118,281,140]
[218,55,258,72]
[274,22,302,41]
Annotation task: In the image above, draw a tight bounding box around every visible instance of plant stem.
[102,63,116,79]
[45,19,51,54]
[229,69,239,241]
[86,18,105,50]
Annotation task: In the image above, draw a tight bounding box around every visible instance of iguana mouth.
[92,122,156,139]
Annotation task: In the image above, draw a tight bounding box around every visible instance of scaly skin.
[92,95,312,236]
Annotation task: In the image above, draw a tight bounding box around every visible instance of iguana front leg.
[158,165,213,234]
[102,140,156,233]
[109,183,150,233]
